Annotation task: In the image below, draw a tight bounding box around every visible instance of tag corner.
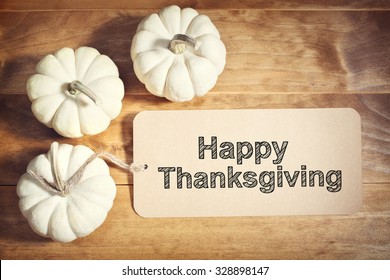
[133,203,151,218]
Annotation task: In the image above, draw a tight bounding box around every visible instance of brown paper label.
[133,109,362,217]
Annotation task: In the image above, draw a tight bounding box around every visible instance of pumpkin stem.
[50,142,69,196]
[168,34,200,54]
[68,80,102,105]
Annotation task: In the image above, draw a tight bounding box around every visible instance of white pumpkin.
[16,142,116,242]
[27,46,124,138]
[131,5,226,102]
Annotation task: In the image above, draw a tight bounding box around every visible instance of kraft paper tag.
[133,108,362,217]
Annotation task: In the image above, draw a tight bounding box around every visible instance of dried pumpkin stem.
[50,142,69,196]
[168,34,199,54]
[27,142,71,196]
[68,80,102,105]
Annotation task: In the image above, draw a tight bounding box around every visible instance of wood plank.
[0,94,389,186]
[1,0,390,11]
[1,183,389,259]
[1,10,389,95]
[1,0,389,264]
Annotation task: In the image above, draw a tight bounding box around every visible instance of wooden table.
[0,1,389,260]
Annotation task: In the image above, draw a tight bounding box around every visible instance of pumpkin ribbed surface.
[27,47,124,138]
[17,143,116,242]
[131,5,226,102]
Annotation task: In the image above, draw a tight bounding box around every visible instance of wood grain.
[1,0,390,10]
[0,2,389,260]
[1,10,389,94]
[1,183,389,260]
[0,94,389,186]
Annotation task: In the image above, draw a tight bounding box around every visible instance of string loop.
[28,142,147,196]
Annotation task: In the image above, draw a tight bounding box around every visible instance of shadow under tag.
[133,108,362,218]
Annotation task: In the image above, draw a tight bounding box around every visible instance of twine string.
[27,142,147,197]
